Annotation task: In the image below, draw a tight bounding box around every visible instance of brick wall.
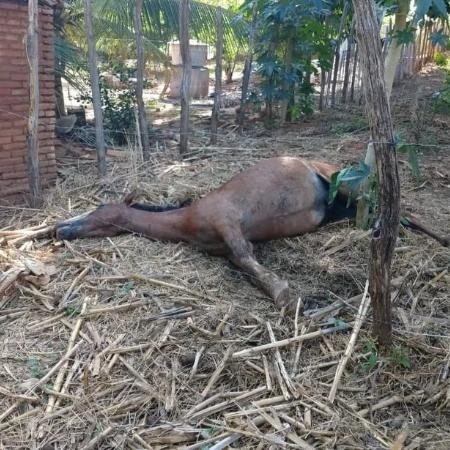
[0,0,56,204]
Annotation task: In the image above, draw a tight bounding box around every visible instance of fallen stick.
[60,264,91,306]
[45,298,88,415]
[267,322,297,398]
[187,386,267,420]
[82,300,148,317]
[358,392,424,418]
[232,324,350,359]
[201,346,234,399]
[80,425,114,450]
[98,273,217,301]
[7,226,53,247]
[25,340,83,394]
[328,281,370,403]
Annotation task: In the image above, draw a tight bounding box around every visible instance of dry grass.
[0,67,449,449]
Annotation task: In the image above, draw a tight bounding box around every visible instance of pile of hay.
[1,70,449,449]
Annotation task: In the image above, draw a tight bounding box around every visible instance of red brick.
[0,136,12,144]
[2,143,25,152]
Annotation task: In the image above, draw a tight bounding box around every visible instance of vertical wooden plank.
[179,0,191,155]
[84,0,106,175]
[27,0,42,207]
[210,8,223,145]
[134,0,151,159]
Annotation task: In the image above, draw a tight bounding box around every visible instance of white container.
[168,66,209,98]
[168,41,208,67]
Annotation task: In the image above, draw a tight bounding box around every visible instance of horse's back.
[193,157,338,242]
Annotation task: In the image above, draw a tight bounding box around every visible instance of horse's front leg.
[217,224,292,311]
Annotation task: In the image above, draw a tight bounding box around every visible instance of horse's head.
[55,192,138,240]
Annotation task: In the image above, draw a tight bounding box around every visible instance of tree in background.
[240,0,340,127]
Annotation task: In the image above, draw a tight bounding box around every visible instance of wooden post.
[238,2,257,131]
[26,0,42,207]
[210,8,223,145]
[179,0,192,155]
[352,0,401,347]
[84,0,106,176]
[134,0,151,159]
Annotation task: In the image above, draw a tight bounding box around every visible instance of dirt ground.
[0,66,449,449]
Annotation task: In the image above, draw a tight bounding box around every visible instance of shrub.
[434,52,448,68]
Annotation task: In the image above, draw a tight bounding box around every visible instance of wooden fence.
[318,20,449,109]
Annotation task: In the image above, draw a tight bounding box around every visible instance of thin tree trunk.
[342,38,353,103]
[238,2,257,131]
[179,0,191,155]
[331,2,349,107]
[84,0,106,176]
[352,0,401,348]
[27,0,41,207]
[319,68,326,110]
[210,8,223,145]
[279,31,294,125]
[350,44,358,102]
[134,0,151,159]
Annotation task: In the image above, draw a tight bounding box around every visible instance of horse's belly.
[245,207,326,242]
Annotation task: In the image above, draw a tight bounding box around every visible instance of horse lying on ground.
[56,157,449,311]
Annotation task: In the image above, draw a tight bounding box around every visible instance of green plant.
[434,51,448,67]
[78,68,136,146]
[65,305,81,317]
[26,357,46,378]
[240,0,337,126]
[390,346,412,369]
[362,339,379,372]
[331,118,368,134]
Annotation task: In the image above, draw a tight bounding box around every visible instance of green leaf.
[415,0,432,20]
[431,31,449,47]
[407,146,421,181]
[394,28,416,45]
[328,171,340,203]
[432,0,449,17]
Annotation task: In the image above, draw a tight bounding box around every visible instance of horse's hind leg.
[217,224,292,310]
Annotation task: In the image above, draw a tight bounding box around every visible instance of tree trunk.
[342,38,353,103]
[331,3,349,107]
[350,44,358,102]
[84,0,106,176]
[27,0,42,207]
[179,0,191,155]
[134,0,151,159]
[319,69,326,110]
[356,2,405,227]
[210,8,223,145]
[352,0,401,348]
[279,31,294,125]
[383,0,409,100]
[238,2,257,131]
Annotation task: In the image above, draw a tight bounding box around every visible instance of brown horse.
[56,157,448,310]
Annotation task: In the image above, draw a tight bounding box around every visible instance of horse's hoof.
[273,280,291,310]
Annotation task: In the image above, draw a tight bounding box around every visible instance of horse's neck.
[123,207,190,242]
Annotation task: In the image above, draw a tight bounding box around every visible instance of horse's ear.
[122,190,138,206]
